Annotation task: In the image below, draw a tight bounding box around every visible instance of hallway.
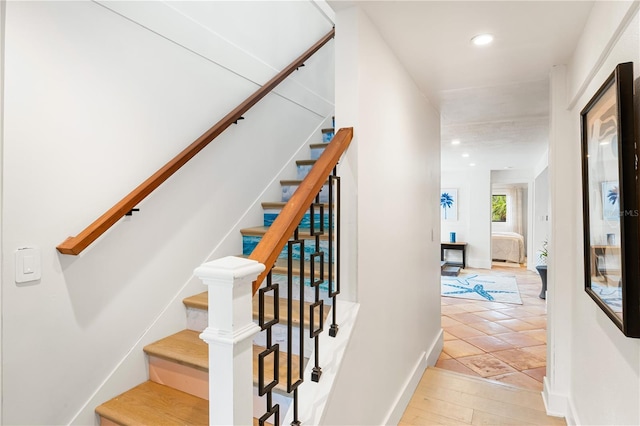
[437,265,547,390]
[398,265,561,425]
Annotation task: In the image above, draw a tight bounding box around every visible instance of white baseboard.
[383,329,443,425]
[542,376,568,418]
[565,394,581,426]
[426,328,444,366]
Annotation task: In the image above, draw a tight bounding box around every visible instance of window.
[492,195,507,222]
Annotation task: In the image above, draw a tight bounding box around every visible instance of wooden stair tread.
[296,159,316,166]
[96,381,208,426]
[140,327,303,394]
[241,226,330,240]
[144,330,207,372]
[310,143,328,149]
[183,292,208,310]
[253,294,331,328]
[184,291,331,327]
[252,344,302,394]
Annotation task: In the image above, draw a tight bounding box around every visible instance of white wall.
[325,6,442,425]
[547,1,640,424]
[2,1,333,424]
[441,169,492,269]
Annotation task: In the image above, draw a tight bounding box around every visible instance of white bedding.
[492,232,525,263]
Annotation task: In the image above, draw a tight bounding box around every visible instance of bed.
[492,231,525,263]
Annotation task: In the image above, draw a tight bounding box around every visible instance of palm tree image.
[607,186,618,205]
[441,192,454,219]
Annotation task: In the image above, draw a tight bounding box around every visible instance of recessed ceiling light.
[462,153,470,158]
[452,139,461,145]
[471,33,494,46]
[469,163,476,167]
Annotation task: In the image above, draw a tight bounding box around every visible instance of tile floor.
[437,265,547,391]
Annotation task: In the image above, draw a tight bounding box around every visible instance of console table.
[441,242,467,269]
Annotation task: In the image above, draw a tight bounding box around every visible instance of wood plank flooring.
[399,367,564,425]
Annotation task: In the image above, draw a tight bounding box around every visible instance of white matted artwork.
[440,188,458,221]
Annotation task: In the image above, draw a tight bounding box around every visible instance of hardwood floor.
[399,367,564,425]
[399,264,564,425]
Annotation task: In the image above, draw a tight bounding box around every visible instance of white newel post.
[194,256,265,426]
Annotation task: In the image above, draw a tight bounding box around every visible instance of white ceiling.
[329,1,595,172]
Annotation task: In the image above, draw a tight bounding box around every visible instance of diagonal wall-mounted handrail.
[248,127,353,293]
[57,28,335,255]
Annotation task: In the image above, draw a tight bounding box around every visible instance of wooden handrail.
[57,29,335,255]
[249,127,353,293]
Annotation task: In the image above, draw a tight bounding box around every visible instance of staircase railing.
[194,127,352,425]
[249,127,352,425]
[56,28,335,256]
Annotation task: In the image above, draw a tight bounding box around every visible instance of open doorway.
[438,170,549,391]
[491,182,528,268]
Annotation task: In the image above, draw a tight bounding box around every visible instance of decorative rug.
[441,274,523,304]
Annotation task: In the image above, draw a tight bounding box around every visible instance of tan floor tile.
[494,318,540,332]
[473,310,513,321]
[494,332,544,348]
[438,351,452,360]
[442,297,473,305]
[521,345,547,358]
[522,366,546,383]
[477,301,513,310]
[443,331,457,341]
[520,329,547,343]
[491,348,546,370]
[457,303,491,312]
[447,312,487,324]
[435,358,482,377]
[521,305,547,315]
[521,316,547,328]
[443,339,485,358]
[441,316,464,328]
[497,308,540,318]
[487,371,544,391]
[463,335,515,352]
[446,324,487,339]
[466,320,513,335]
[456,353,517,378]
[441,305,467,315]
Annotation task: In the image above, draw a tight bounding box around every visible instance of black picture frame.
[581,62,640,337]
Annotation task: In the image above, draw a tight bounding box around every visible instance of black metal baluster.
[329,169,341,337]
[288,228,304,426]
[258,271,280,426]
[310,195,324,382]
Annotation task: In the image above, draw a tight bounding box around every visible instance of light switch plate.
[15,247,41,283]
